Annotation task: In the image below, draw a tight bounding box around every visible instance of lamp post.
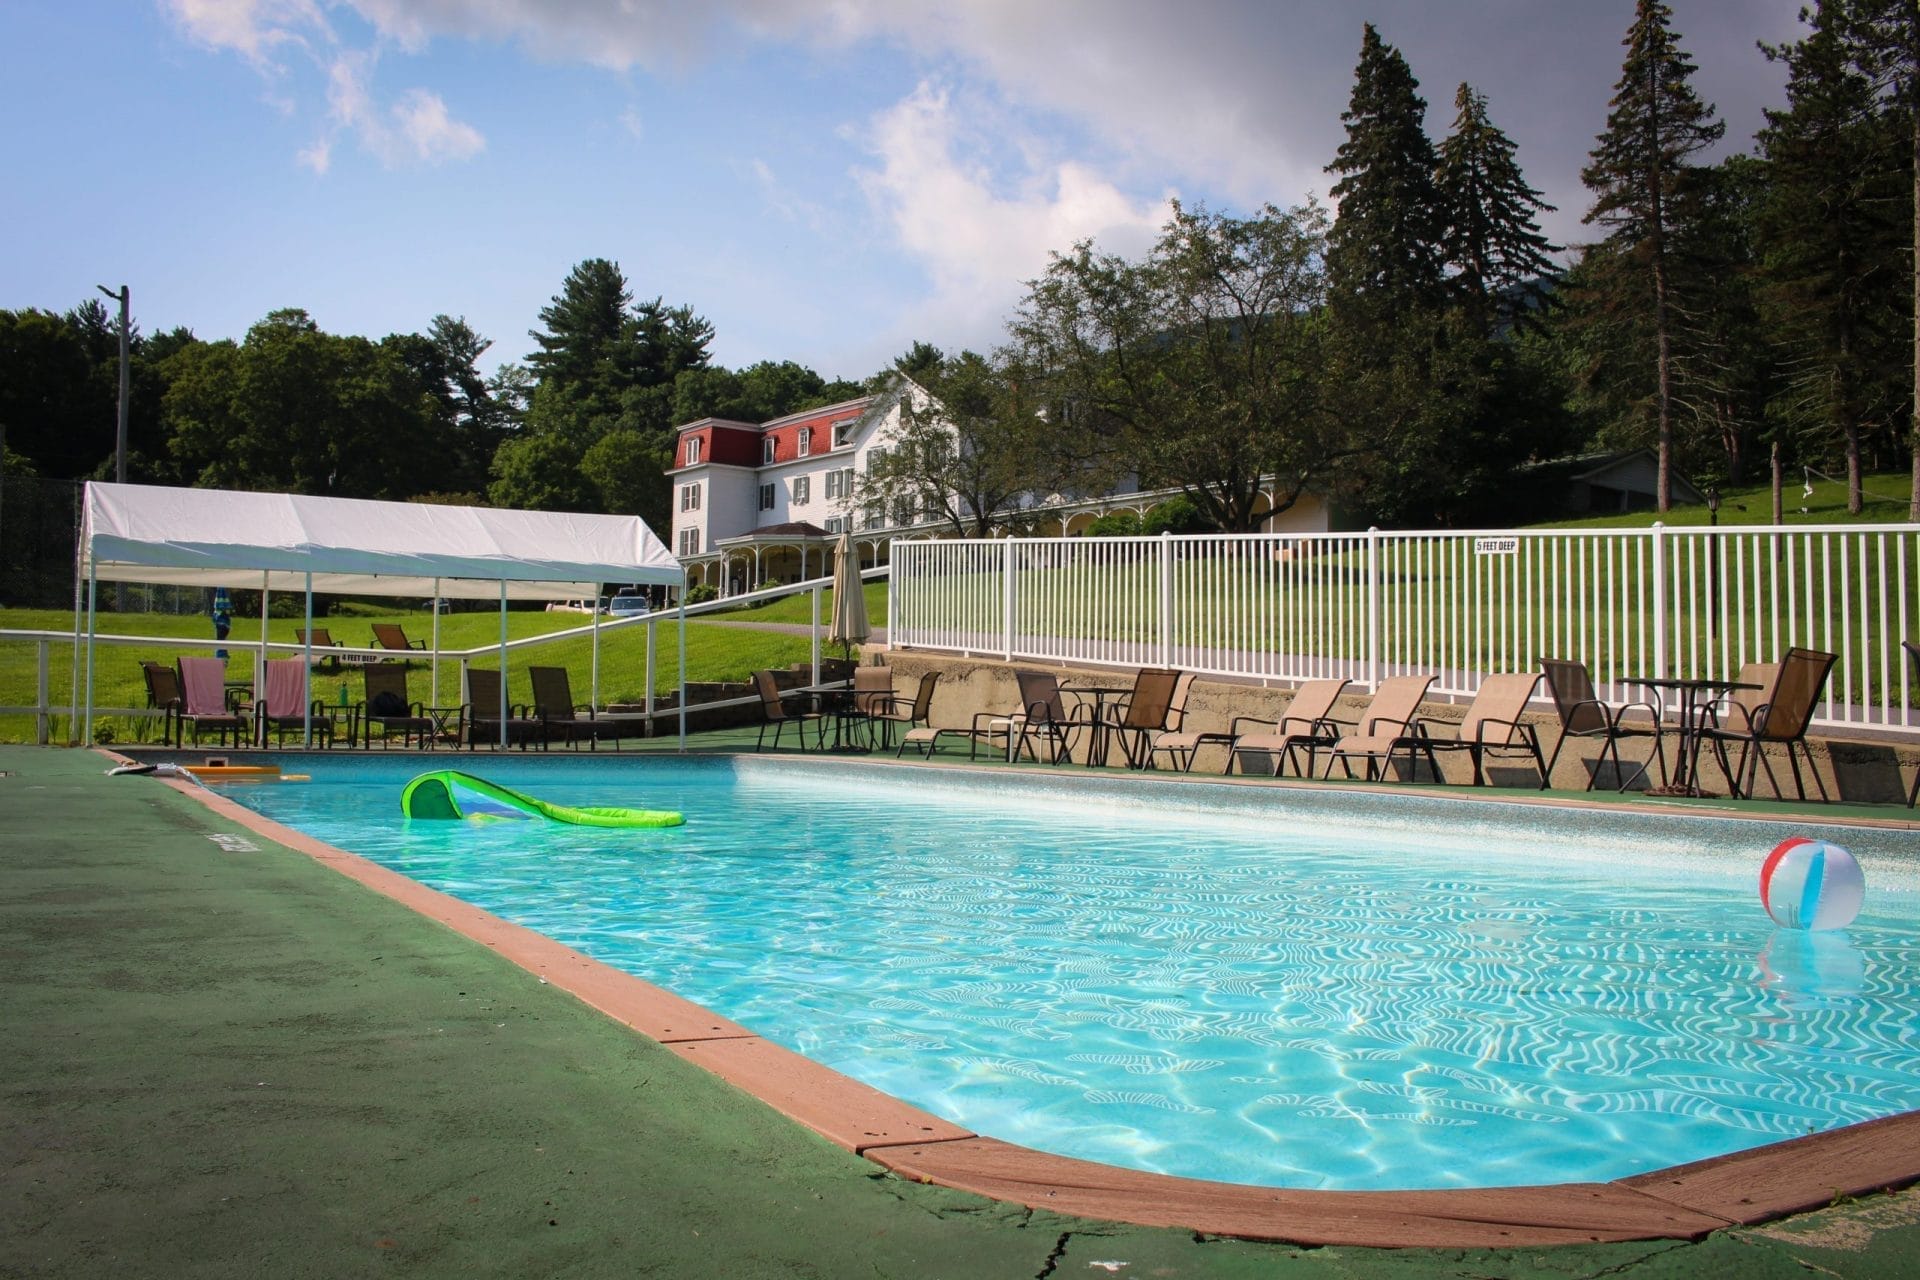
[95,284,129,483]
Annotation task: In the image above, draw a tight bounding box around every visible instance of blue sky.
[4,1,1803,383]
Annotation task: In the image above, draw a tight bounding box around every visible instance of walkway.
[3,744,1917,1278]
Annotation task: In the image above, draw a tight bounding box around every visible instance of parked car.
[608,591,650,618]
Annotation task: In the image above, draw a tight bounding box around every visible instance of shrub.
[1085,510,1144,537]
[685,584,718,605]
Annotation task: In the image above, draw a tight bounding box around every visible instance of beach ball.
[1759,837,1864,931]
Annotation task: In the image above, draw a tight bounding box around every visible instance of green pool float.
[401,770,684,828]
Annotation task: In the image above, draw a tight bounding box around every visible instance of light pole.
[95,284,129,483]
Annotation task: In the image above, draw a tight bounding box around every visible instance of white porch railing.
[887,525,1920,738]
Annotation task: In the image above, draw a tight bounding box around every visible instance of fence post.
[1365,527,1381,690]
[1650,522,1669,677]
[36,639,50,745]
[1159,531,1174,668]
[644,618,656,729]
[1002,540,1016,662]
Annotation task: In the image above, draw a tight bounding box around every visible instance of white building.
[666,381,1333,596]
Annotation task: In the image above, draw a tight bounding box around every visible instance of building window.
[892,495,917,525]
[798,427,812,456]
[824,516,847,534]
[861,502,885,531]
[833,420,854,447]
[791,475,810,504]
[758,482,776,511]
[677,528,700,556]
[685,437,702,465]
[679,483,701,512]
[825,467,855,500]
[763,437,777,464]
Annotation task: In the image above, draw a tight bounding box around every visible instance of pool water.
[225,757,1920,1192]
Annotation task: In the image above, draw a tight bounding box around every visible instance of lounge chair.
[141,660,183,745]
[252,657,337,747]
[1320,675,1439,782]
[464,667,545,750]
[1138,673,1207,771]
[1416,673,1547,787]
[971,671,1091,764]
[372,623,427,661]
[1540,658,1667,791]
[1095,668,1184,768]
[1697,648,1837,801]
[528,665,642,750]
[752,669,829,751]
[174,657,250,748]
[358,662,437,749]
[1219,678,1352,777]
[296,628,348,669]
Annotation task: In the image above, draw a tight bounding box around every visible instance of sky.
[3,1,1807,384]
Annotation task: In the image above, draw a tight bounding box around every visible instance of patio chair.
[359,662,437,749]
[372,623,427,662]
[1539,658,1668,792]
[1908,642,1920,808]
[528,665,637,750]
[1697,647,1837,801]
[173,657,250,748]
[1219,678,1352,777]
[1095,668,1184,769]
[252,657,337,748]
[1417,672,1547,787]
[971,671,1092,764]
[844,666,900,750]
[141,660,183,745]
[464,667,545,750]
[296,627,348,670]
[868,672,951,756]
[1138,673,1209,771]
[752,669,829,751]
[1320,675,1439,782]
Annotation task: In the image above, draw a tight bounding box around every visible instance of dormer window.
[685,436,702,466]
[763,437,777,464]
[833,420,854,448]
[798,427,812,456]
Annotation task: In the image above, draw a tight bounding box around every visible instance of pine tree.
[1840,0,1920,516]
[1580,0,1725,510]
[1326,23,1445,322]
[1436,83,1560,335]
[1760,1,1907,513]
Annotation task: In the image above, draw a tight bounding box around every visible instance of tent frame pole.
[677,586,686,752]
[498,581,508,749]
[431,578,442,707]
[82,562,97,746]
[301,572,313,747]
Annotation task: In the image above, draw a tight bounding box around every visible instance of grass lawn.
[1536,468,1915,528]
[0,606,814,745]
[703,579,889,626]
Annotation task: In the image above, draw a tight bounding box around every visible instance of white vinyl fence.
[888,525,1920,737]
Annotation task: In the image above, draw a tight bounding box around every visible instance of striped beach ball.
[1759,837,1865,931]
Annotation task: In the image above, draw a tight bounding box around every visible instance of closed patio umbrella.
[828,532,870,659]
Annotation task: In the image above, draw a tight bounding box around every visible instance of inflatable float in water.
[401,770,684,828]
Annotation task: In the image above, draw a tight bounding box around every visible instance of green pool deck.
[4,743,1919,1279]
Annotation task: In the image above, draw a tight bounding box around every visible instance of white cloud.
[618,106,645,141]
[162,0,325,66]
[393,88,486,162]
[854,81,1171,352]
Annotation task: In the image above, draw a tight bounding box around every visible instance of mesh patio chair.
[252,657,337,747]
[528,665,636,750]
[359,662,436,749]
[1417,672,1547,787]
[174,657,250,748]
[1321,675,1439,782]
[1138,673,1209,771]
[1091,668,1183,769]
[465,667,545,750]
[372,623,427,664]
[1698,647,1836,801]
[971,670,1092,764]
[752,669,829,751]
[1539,658,1667,792]
[1220,678,1352,777]
[141,660,183,745]
[296,627,348,670]
[872,672,952,757]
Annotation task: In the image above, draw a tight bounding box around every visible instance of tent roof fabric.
[81,482,684,600]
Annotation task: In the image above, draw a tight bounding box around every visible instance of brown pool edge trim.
[118,751,1920,1250]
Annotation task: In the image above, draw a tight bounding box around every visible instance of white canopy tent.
[77,481,687,748]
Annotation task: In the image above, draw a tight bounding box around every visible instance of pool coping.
[124,749,1920,1250]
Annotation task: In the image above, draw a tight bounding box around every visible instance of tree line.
[870,0,1920,532]
[5,0,1918,541]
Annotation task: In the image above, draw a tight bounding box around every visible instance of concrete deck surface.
[3,743,1918,1278]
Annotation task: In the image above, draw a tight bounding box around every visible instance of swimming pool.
[221,755,1920,1193]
